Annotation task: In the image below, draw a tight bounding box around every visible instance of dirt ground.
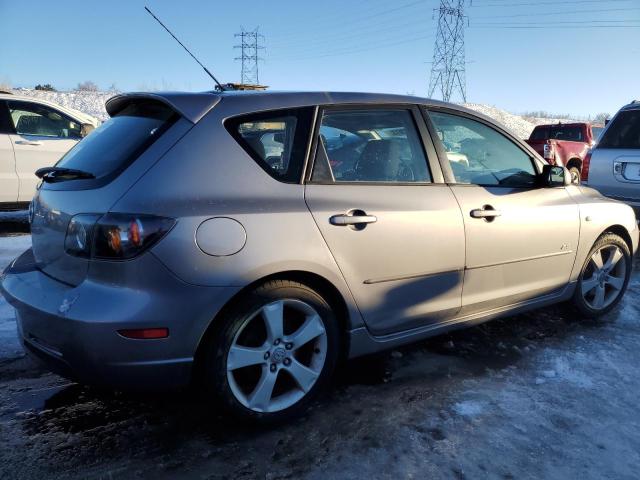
[1,231,639,480]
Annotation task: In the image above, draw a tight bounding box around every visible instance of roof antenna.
[144,6,227,91]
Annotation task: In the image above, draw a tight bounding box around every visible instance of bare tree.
[593,112,610,124]
[76,80,99,92]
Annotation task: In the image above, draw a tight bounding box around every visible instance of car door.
[6,100,81,201]
[0,100,18,203]
[426,108,580,315]
[305,105,466,336]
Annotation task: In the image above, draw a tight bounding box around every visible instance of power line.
[471,0,633,7]
[474,19,640,25]
[472,6,639,19]
[268,32,435,62]
[429,0,469,103]
[234,27,265,85]
[471,24,640,29]
[271,0,431,42]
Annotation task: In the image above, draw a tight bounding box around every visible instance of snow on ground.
[13,88,559,139]
[0,235,31,359]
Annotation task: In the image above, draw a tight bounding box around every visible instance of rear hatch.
[30,93,218,286]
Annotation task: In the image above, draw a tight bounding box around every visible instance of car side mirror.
[541,164,572,187]
[80,123,95,138]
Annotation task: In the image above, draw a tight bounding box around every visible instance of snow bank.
[12,88,116,122]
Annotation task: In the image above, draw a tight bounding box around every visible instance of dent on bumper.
[1,250,240,389]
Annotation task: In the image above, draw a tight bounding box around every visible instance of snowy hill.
[12,88,115,122]
[11,89,560,139]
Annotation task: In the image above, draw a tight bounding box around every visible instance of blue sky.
[1,0,638,116]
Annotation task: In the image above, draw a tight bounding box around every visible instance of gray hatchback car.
[1,91,638,422]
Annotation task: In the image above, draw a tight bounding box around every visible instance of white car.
[0,92,99,208]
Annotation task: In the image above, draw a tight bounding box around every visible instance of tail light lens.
[65,213,175,260]
[543,142,555,161]
[581,151,592,182]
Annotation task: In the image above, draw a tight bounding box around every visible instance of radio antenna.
[144,6,226,91]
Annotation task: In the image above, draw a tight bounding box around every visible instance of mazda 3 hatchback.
[1,91,638,422]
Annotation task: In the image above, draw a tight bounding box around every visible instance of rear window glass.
[226,108,314,183]
[530,125,583,142]
[56,101,176,179]
[599,109,640,149]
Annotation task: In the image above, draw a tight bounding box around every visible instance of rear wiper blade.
[35,167,96,182]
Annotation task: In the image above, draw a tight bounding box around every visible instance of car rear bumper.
[0,249,240,390]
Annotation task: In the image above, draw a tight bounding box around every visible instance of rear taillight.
[581,151,592,182]
[65,213,175,260]
[543,141,555,161]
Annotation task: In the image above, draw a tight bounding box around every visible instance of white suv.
[0,92,99,208]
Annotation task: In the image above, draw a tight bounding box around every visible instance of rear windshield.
[56,101,176,179]
[530,125,584,142]
[599,109,640,149]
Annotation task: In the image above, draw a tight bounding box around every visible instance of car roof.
[0,92,99,126]
[106,90,492,125]
[621,100,640,111]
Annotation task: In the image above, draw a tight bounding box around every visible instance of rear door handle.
[470,206,501,219]
[15,140,42,146]
[330,213,377,226]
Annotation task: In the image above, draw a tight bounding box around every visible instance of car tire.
[569,166,581,185]
[572,233,631,318]
[204,280,340,424]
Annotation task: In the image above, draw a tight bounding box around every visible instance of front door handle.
[330,212,377,226]
[470,206,501,220]
[15,140,42,146]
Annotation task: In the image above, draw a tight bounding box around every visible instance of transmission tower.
[428,0,469,103]
[234,27,265,85]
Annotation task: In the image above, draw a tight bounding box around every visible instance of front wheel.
[572,233,631,317]
[204,280,339,423]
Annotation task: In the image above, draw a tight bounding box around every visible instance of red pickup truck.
[525,122,604,183]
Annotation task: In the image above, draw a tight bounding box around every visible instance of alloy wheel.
[581,244,627,310]
[226,299,328,413]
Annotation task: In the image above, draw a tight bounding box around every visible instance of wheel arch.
[602,224,633,253]
[566,158,582,170]
[192,270,353,380]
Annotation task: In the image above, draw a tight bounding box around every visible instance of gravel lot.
[1,228,639,480]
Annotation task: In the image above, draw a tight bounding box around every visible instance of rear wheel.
[569,166,581,185]
[204,280,339,423]
[572,233,631,317]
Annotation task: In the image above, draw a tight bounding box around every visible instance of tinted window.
[227,108,314,183]
[530,125,583,142]
[7,101,82,138]
[429,111,536,187]
[56,101,176,179]
[312,109,431,183]
[599,109,640,149]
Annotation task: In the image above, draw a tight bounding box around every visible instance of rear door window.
[226,108,314,183]
[311,108,431,183]
[55,101,177,179]
[599,110,640,149]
